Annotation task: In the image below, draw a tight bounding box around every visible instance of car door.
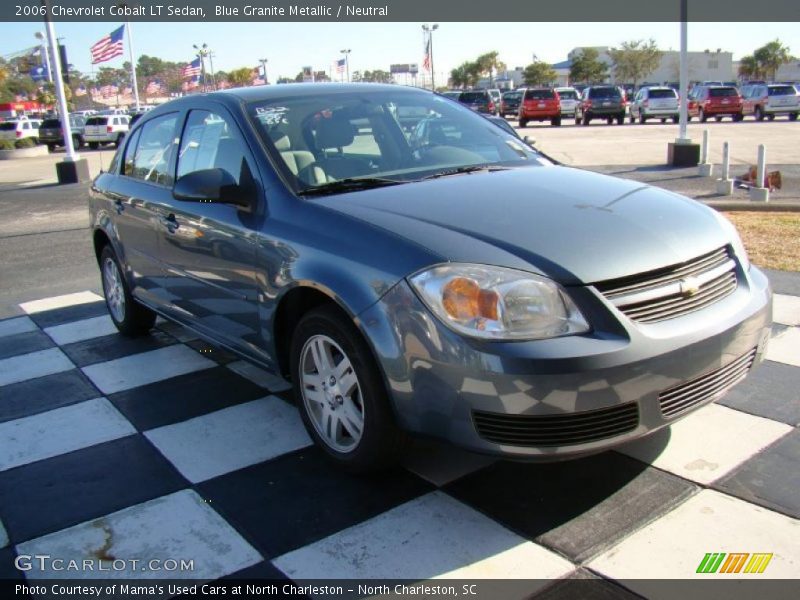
[154,106,262,356]
[106,113,179,309]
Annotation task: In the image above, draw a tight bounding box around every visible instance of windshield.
[41,119,61,128]
[589,87,621,99]
[247,89,547,195]
[768,86,796,96]
[458,92,488,103]
[648,89,677,99]
[525,89,556,100]
[556,90,577,100]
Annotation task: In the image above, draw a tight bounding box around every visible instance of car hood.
[315,165,731,285]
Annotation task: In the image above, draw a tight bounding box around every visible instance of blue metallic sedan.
[89,84,771,471]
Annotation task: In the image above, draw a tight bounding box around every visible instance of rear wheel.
[46,143,56,152]
[699,109,708,123]
[715,116,723,122]
[73,135,84,149]
[639,114,646,124]
[290,305,406,472]
[575,113,581,125]
[100,245,156,337]
[551,117,561,127]
[672,115,679,123]
[88,142,99,149]
[755,106,765,121]
[660,118,667,123]
[790,112,798,121]
[582,114,591,125]
[767,114,775,121]
[629,113,636,124]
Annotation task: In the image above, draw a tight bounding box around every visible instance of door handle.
[160,213,180,233]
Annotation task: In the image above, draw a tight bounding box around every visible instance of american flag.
[422,36,431,72]
[90,25,125,64]
[334,58,346,74]
[181,76,200,92]
[182,58,201,78]
[146,80,163,95]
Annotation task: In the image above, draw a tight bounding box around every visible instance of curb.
[0,146,50,160]
[702,201,800,212]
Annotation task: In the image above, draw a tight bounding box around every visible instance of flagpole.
[124,20,140,111]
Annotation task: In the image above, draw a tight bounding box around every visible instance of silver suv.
[84,115,130,148]
[630,86,680,123]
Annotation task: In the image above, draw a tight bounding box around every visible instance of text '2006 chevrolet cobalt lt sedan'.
[89,84,771,471]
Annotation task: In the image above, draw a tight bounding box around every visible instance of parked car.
[629,86,680,123]
[500,90,523,117]
[575,86,627,125]
[84,114,130,148]
[518,88,562,127]
[456,90,497,115]
[688,86,743,122]
[0,118,41,144]
[554,87,580,117]
[38,115,87,151]
[742,84,799,121]
[89,83,770,471]
[440,91,462,100]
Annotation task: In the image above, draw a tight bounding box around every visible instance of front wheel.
[290,305,406,472]
[100,245,156,337]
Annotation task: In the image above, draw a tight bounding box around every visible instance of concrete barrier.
[749,144,769,202]
[715,141,734,195]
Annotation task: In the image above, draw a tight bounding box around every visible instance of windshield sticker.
[255,106,290,126]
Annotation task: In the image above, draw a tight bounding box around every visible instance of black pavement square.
[221,561,292,580]
[714,428,800,519]
[533,569,644,600]
[0,435,187,544]
[186,338,238,365]
[26,301,109,328]
[0,330,54,360]
[0,369,99,423]
[197,447,433,559]
[60,329,178,368]
[109,366,267,431]
[445,452,697,563]
[717,360,800,426]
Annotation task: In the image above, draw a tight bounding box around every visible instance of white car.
[555,87,579,116]
[0,119,41,144]
[742,84,799,121]
[629,86,680,123]
[84,115,130,148]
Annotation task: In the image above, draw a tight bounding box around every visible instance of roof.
[218,82,424,101]
[551,60,572,70]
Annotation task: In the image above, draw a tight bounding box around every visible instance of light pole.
[422,24,438,90]
[259,58,268,84]
[340,48,351,83]
[34,31,53,83]
[193,43,214,91]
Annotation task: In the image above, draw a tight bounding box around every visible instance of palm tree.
[737,55,761,81]
[753,39,792,81]
[227,67,254,88]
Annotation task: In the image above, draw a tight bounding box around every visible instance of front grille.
[595,246,738,324]
[473,403,639,447]
[659,348,757,418]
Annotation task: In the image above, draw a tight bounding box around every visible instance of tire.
[518,118,528,128]
[733,113,744,122]
[790,112,798,121]
[290,305,406,472]
[629,114,636,124]
[639,114,646,124]
[660,118,667,123]
[715,116,722,122]
[606,117,613,125]
[582,114,591,126]
[616,114,624,125]
[88,142,99,149]
[672,115,679,124]
[73,135,84,149]
[575,114,581,125]
[767,114,775,121]
[755,106,765,121]
[699,109,708,123]
[99,245,156,337]
[47,143,56,152]
[551,117,561,127]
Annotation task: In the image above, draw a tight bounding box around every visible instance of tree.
[608,39,663,87]
[449,64,470,89]
[569,48,608,84]
[523,61,557,86]
[753,39,792,81]
[475,51,506,84]
[227,67,254,88]
[738,55,763,80]
[359,69,393,83]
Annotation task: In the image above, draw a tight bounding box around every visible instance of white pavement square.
[766,326,800,368]
[617,403,792,485]
[773,294,800,327]
[17,489,263,579]
[0,347,74,387]
[0,316,37,339]
[81,344,216,395]
[144,397,312,483]
[0,398,136,472]
[19,291,103,314]
[227,360,292,392]
[588,490,800,590]
[274,491,575,581]
[44,315,119,346]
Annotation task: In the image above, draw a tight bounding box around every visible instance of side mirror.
[523,135,535,146]
[173,168,251,210]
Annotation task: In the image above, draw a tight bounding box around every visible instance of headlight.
[714,212,750,271]
[408,264,590,340]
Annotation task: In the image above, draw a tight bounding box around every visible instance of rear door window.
[557,90,577,100]
[709,88,738,97]
[129,113,178,186]
[768,86,796,96]
[459,92,487,103]
[589,88,621,99]
[648,89,677,99]
[525,89,555,100]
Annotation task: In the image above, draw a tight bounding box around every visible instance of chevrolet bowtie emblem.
[679,276,701,297]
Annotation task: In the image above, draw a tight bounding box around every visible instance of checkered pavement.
[0,287,798,596]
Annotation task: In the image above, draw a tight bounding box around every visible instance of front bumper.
[359,266,772,459]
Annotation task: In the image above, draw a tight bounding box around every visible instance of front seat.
[314,116,371,180]
[268,129,328,186]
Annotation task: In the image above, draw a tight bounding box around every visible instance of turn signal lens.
[442,277,499,321]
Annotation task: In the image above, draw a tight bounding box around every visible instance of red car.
[518,88,562,127]
[688,86,744,122]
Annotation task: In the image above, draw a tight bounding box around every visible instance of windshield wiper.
[420,165,512,180]
[297,177,407,196]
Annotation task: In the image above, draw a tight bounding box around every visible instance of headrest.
[269,129,291,151]
[315,116,355,149]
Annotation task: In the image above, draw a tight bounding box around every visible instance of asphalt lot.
[0,137,799,592]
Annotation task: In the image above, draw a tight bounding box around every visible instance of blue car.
[89,84,771,471]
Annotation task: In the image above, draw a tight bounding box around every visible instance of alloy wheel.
[103,257,126,322]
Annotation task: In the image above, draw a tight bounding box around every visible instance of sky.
[0,21,797,83]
